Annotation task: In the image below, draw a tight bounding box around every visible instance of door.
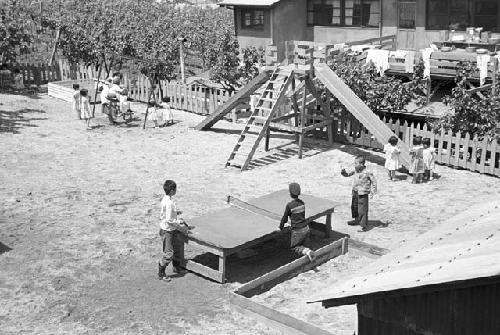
[397,0,417,50]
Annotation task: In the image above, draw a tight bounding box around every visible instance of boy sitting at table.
[279,182,315,262]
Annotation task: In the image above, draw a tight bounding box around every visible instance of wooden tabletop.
[187,190,338,250]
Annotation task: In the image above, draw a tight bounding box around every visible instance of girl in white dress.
[79,89,92,130]
[383,135,401,181]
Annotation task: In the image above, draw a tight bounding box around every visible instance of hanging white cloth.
[421,48,433,78]
[476,54,491,86]
[366,49,390,75]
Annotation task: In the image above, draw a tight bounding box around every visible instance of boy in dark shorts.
[341,155,377,232]
[279,183,315,261]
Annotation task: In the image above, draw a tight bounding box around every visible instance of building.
[220,0,500,58]
[309,199,500,335]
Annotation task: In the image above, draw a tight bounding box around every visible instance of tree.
[0,0,36,64]
[431,61,500,138]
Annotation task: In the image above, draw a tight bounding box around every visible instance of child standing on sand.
[161,97,173,126]
[72,83,81,120]
[279,183,315,261]
[79,89,92,130]
[341,155,377,232]
[157,180,194,281]
[409,136,424,184]
[422,137,436,182]
[383,135,401,181]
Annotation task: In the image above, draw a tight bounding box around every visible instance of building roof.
[219,0,281,7]
[309,199,500,307]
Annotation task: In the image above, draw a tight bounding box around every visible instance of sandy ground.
[1,92,500,334]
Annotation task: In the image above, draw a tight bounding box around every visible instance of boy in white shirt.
[158,180,194,281]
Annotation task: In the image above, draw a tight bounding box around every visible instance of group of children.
[71,84,93,130]
[156,154,379,281]
[71,72,174,129]
[383,135,436,183]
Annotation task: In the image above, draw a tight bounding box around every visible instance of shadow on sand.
[0,108,47,134]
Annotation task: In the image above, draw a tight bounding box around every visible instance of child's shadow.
[364,220,390,232]
[393,174,408,181]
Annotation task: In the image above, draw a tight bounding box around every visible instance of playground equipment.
[195,41,411,171]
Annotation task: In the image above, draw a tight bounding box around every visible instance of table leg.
[325,213,332,238]
[219,255,227,283]
[174,232,186,267]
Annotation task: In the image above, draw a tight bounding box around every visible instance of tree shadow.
[0,87,43,99]
[0,108,47,134]
[0,242,12,255]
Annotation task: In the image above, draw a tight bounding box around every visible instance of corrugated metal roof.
[309,199,500,306]
[219,0,281,7]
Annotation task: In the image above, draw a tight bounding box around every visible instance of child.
[157,180,194,281]
[13,69,23,90]
[72,83,81,120]
[79,89,92,130]
[100,78,115,125]
[409,136,424,184]
[422,137,436,181]
[118,88,131,115]
[161,97,173,126]
[341,155,377,232]
[279,183,315,261]
[383,135,401,181]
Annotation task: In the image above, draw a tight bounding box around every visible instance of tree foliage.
[324,53,427,115]
[38,0,237,80]
[0,0,36,64]
[431,61,500,138]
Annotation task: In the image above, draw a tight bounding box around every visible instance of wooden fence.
[324,112,500,177]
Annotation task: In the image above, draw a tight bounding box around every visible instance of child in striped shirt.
[279,182,315,261]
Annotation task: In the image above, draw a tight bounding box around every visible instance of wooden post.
[298,76,307,159]
[143,74,157,129]
[218,255,226,284]
[492,57,498,96]
[265,126,271,151]
[426,78,431,105]
[92,56,104,116]
[325,213,332,238]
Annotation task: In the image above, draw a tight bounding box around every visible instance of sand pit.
[1,92,500,334]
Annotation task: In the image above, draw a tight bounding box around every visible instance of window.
[398,0,416,29]
[427,0,499,32]
[307,0,380,27]
[241,9,265,30]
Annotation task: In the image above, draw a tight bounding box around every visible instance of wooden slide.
[314,63,411,167]
[195,71,271,131]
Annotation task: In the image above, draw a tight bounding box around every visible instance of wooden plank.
[195,71,271,130]
[453,131,461,167]
[460,132,470,168]
[478,137,488,173]
[184,259,224,283]
[315,63,411,166]
[488,138,498,175]
[348,239,390,257]
[436,128,445,163]
[469,134,479,171]
[230,293,334,335]
[236,238,346,298]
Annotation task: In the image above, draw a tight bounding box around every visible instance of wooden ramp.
[226,67,294,170]
[314,63,411,166]
[195,71,271,131]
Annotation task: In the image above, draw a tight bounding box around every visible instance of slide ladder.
[225,67,293,170]
[314,63,411,166]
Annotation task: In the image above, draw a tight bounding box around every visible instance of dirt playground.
[1,92,500,334]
